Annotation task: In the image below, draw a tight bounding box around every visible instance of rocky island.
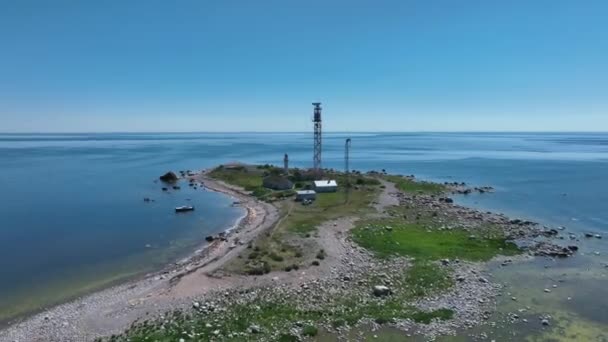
[0,164,574,342]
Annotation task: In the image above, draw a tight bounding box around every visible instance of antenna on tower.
[345,138,352,187]
[312,102,322,172]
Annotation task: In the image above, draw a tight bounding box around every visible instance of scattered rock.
[534,242,574,258]
[542,229,559,236]
[249,324,262,334]
[372,285,391,297]
[541,319,550,326]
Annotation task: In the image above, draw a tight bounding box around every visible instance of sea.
[1,132,607,338]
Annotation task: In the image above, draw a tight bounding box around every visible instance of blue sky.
[0,0,606,132]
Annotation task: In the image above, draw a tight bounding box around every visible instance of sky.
[0,0,607,132]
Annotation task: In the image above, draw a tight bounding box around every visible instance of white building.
[296,190,316,201]
[313,180,338,193]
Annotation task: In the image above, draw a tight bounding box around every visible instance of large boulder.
[372,285,391,297]
[159,171,178,183]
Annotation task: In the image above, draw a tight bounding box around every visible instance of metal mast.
[312,102,322,171]
[345,138,351,186]
[345,138,351,174]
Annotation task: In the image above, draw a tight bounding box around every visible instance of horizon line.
[0,130,607,135]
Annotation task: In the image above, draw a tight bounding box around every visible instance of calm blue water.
[1,132,607,323]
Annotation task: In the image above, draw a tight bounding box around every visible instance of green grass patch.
[209,165,264,190]
[384,175,447,195]
[209,165,297,201]
[224,172,381,274]
[114,292,453,342]
[404,262,454,298]
[352,221,520,262]
[358,177,381,185]
[302,324,319,336]
[284,186,379,235]
[333,295,453,327]
[278,334,299,342]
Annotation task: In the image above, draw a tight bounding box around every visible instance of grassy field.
[383,175,447,195]
[209,164,383,274]
[224,184,380,274]
[350,217,521,311]
[352,220,521,262]
[208,164,264,190]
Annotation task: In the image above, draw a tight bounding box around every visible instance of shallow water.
[1,132,607,336]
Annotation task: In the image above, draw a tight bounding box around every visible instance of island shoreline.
[0,170,279,341]
[0,168,574,342]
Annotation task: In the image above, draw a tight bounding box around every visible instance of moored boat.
[175,205,195,212]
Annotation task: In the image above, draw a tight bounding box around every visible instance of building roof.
[296,190,316,195]
[314,180,338,187]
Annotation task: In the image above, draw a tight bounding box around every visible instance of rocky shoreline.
[0,171,279,342]
[0,170,576,342]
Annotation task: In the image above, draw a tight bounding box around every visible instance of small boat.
[175,205,195,213]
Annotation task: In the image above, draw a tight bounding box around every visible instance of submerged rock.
[542,229,559,236]
[533,242,575,258]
